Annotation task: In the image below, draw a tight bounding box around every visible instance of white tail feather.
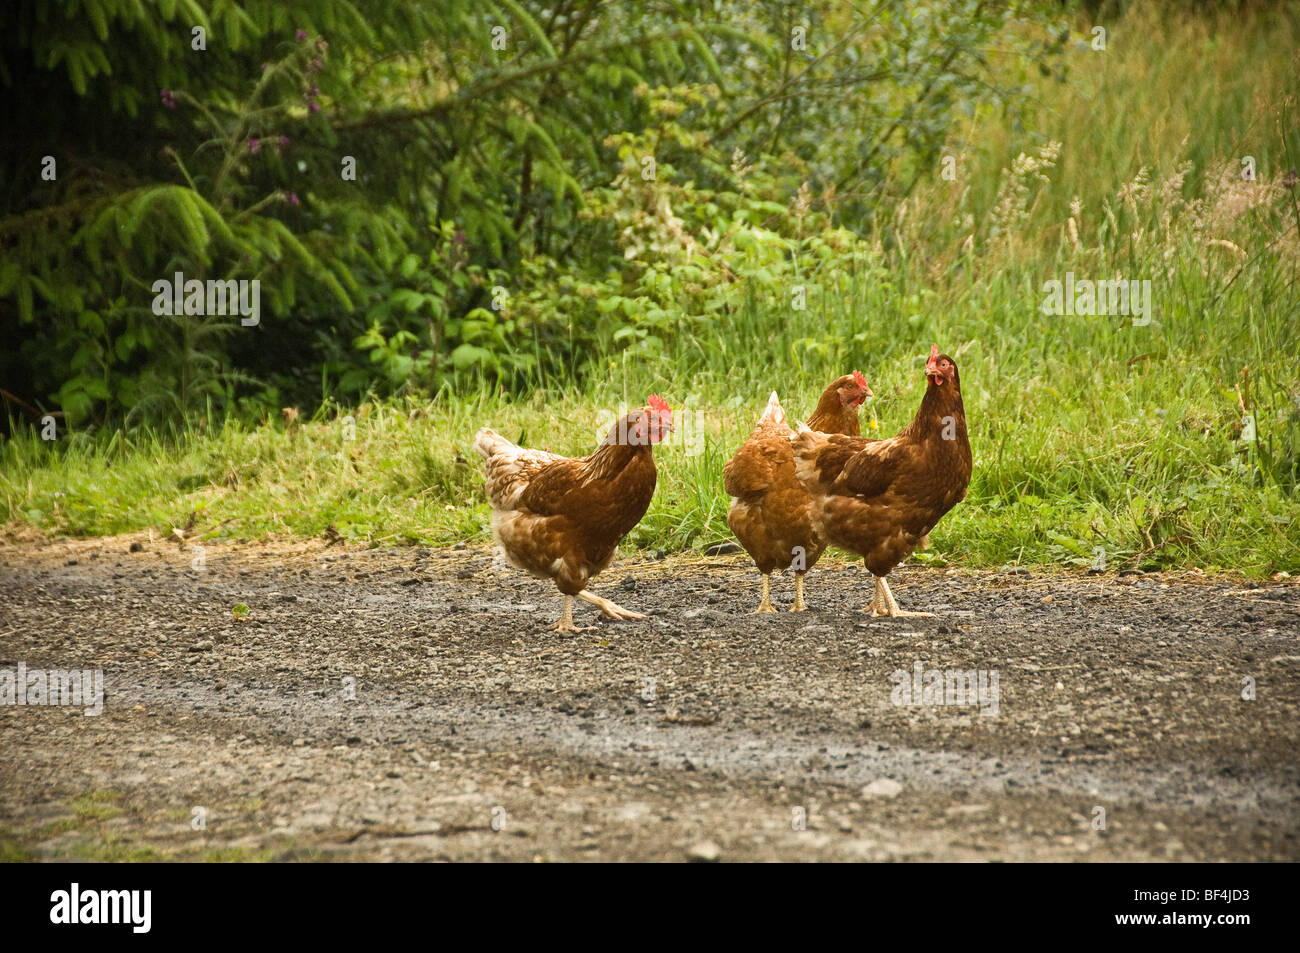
[759,390,787,426]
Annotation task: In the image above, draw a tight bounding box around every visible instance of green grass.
[3,299,1295,576]
[0,789,305,862]
[0,831,36,862]
[2,3,1297,576]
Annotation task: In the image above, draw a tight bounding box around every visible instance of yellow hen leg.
[872,576,934,618]
[863,576,887,615]
[756,574,777,613]
[791,572,808,612]
[548,594,587,632]
[577,589,646,621]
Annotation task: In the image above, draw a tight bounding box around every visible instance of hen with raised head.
[791,347,971,617]
[724,372,872,612]
[474,395,673,631]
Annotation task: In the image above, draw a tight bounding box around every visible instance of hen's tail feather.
[759,390,787,426]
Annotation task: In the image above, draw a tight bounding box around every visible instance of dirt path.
[1,535,1296,861]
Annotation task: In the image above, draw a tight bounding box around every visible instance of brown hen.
[474,396,673,631]
[791,347,971,617]
[723,372,872,612]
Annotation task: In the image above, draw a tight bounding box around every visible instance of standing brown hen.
[474,396,673,631]
[791,347,971,617]
[723,372,872,612]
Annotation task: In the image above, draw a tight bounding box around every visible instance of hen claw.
[865,576,934,617]
[600,606,646,621]
[577,589,644,622]
[548,619,595,633]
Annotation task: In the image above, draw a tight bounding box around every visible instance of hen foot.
[577,589,646,621]
[867,575,934,618]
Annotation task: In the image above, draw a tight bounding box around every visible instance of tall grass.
[3,3,1298,575]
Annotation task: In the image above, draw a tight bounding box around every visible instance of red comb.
[929,344,940,360]
[647,394,671,413]
[852,370,868,390]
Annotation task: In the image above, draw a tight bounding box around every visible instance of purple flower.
[296,28,308,41]
[454,231,467,245]
[277,135,290,150]
[308,99,320,113]
[160,89,177,109]
[286,192,300,206]
[307,58,322,74]
[309,83,320,96]
[248,138,261,154]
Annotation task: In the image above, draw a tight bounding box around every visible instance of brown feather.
[805,374,865,436]
[724,376,866,577]
[475,409,663,596]
[794,356,972,578]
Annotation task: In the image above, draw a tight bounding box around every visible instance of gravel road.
[1,535,1296,861]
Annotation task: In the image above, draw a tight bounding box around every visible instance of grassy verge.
[0,789,306,862]
[2,4,1297,575]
